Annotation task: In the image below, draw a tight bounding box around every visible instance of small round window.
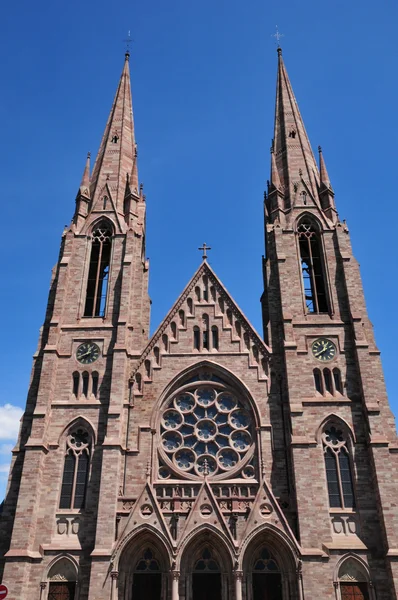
[159,381,255,480]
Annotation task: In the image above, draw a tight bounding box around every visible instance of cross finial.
[271,25,284,51]
[124,30,133,59]
[198,243,212,260]
[203,458,209,477]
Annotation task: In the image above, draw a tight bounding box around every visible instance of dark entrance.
[193,548,222,600]
[133,574,162,600]
[253,573,283,600]
[193,573,222,600]
[133,548,162,600]
[252,547,283,600]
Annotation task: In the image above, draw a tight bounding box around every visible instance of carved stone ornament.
[200,504,213,517]
[259,503,273,518]
[140,504,153,517]
[339,559,367,583]
[50,574,69,582]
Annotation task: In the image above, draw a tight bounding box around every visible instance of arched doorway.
[192,548,222,600]
[117,535,171,600]
[45,557,78,600]
[132,549,162,600]
[251,547,282,600]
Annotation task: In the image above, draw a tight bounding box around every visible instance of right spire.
[272,48,320,202]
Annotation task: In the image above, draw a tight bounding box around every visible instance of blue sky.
[0,0,397,500]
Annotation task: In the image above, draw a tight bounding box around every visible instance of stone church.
[1,45,398,600]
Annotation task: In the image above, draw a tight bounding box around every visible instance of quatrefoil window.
[159,381,254,480]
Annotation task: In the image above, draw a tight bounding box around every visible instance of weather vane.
[124,30,133,55]
[271,25,284,47]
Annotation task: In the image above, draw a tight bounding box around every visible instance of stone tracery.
[158,378,255,480]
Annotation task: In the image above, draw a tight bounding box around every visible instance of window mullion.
[335,449,345,509]
[93,242,104,316]
[307,236,319,313]
[71,450,79,508]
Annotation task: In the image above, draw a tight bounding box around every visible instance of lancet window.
[84,224,112,317]
[59,428,91,509]
[322,425,355,509]
[314,368,343,396]
[298,220,328,313]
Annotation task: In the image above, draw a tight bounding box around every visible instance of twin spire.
[76,47,334,222]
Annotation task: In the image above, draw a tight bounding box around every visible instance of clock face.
[76,342,100,364]
[312,338,336,362]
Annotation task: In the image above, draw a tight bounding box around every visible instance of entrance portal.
[192,548,222,600]
[132,549,163,600]
[253,573,282,600]
[193,574,222,600]
[251,547,283,600]
[132,574,162,600]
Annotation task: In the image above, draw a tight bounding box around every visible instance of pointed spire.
[318,146,332,190]
[90,53,137,208]
[273,48,320,201]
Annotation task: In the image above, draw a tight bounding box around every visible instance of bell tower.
[262,47,398,597]
[0,51,150,595]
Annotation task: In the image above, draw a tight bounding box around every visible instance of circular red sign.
[0,585,8,599]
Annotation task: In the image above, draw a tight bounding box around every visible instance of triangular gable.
[131,261,271,380]
[117,481,172,546]
[240,478,300,552]
[176,479,236,548]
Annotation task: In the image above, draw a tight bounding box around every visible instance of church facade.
[1,47,398,600]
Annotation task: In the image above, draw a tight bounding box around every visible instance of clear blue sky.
[0,0,397,500]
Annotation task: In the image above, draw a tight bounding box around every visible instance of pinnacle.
[318,145,332,189]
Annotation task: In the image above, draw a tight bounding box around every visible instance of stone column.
[39,582,47,600]
[110,571,119,600]
[234,570,243,600]
[172,570,180,600]
[297,561,304,600]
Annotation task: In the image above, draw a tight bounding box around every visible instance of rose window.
[159,383,254,479]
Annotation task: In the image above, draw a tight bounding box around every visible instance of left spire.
[90,52,136,208]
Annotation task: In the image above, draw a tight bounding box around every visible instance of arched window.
[298,220,328,313]
[171,321,177,339]
[60,428,91,509]
[82,371,89,397]
[84,224,112,317]
[212,326,219,350]
[92,371,99,397]
[333,368,343,394]
[323,425,355,509]
[202,314,209,350]
[203,276,209,302]
[193,326,200,350]
[314,369,323,394]
[72,372,80,397]
[323,368,333,394]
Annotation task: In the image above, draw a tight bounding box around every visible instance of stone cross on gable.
[198,243,212,260]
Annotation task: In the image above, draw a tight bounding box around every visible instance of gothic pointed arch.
[43,554,79,600]
[84,218,114,317]
[241,526,300,600]
[334,555,373,600]
[179,529,234,600]
[58,420,94,510]
[296,212,329,314]
[116,529,172,600]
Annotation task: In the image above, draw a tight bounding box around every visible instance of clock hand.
[314,348,327,357]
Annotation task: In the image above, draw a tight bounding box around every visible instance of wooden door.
[48,582,75,600]
[340,583,369,600]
